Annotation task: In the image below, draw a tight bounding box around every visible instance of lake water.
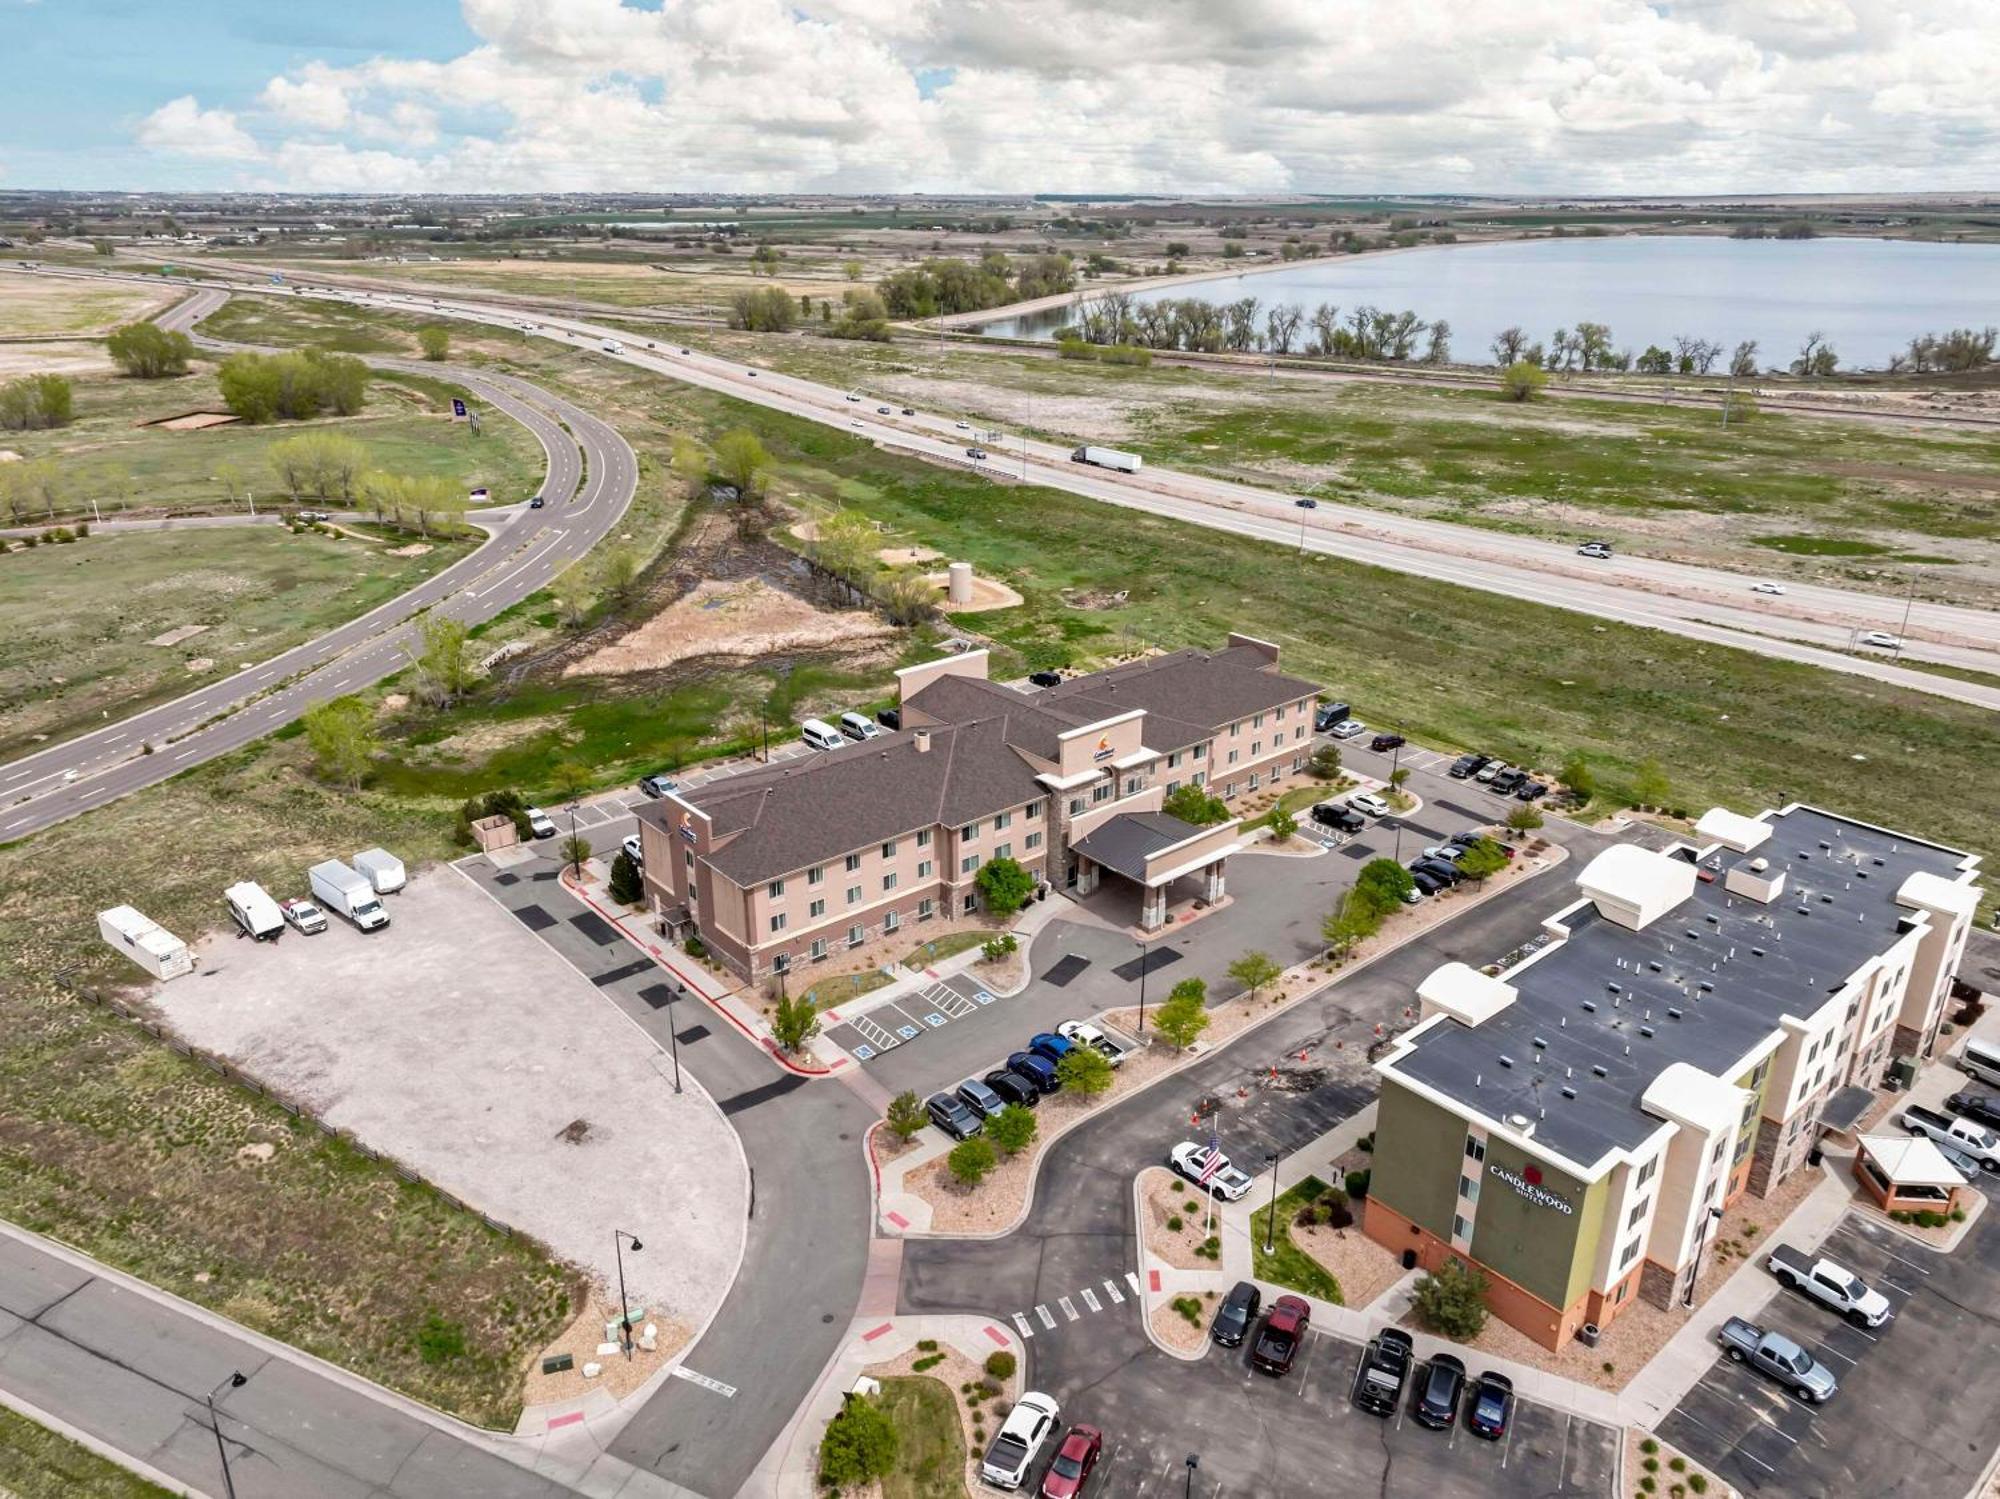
[976,236,2000,370]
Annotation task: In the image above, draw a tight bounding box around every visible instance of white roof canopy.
[1859,1133,1967,1189]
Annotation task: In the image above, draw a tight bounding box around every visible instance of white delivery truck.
[1070,445,1142,474]
[309,860,391,932]
[601,338,624,354]
[225,880,286,942]
[351,847,406,895]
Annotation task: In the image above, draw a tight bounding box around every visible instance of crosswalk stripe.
[1104,1279,1124,1304]
[1013,1313,1034,1340]
[1081,1287,1102,1313]
[1037,1304,1056,1330]
[1125,1271,1142,1296]
[1060,1296,1079,1322]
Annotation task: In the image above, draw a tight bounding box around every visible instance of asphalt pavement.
[0,285,638,842]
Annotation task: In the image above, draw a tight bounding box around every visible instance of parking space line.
[1012,1313,1034,1340]
[1104,1278,1124,1305]
[1081,1286,1101,1313]
[1059,1296,1079,1322]
[1036,1304,1055,1330]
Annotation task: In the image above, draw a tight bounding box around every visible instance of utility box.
[98,905,194,981]
[471,815,518,854]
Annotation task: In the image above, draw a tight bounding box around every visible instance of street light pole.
[206,1371,248,1499]
[1137,934,1149,1035]
[1892,567,1924,663]
[1184,1453,1200,1498]
[1389,735,1405,864]
[614,1230,644,1357]
[568,800,582,881]
[666,983,684,1093]
[1263,1150,1280,1254]
[1683,1205,1723,1308]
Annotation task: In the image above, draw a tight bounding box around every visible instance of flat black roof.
[1394,806,1971,1171]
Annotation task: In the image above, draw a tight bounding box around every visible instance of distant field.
[0,524,474,761]
[0,273,180,337]
[1,365,545,521]
[254,254,865,313]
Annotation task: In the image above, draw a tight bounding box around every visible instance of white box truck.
[1070,445,1142,474]
[97,905,194,980]
[225,881,286,941]
[309,860,390,932]
[352,848,406,895]
[601,337,624,355]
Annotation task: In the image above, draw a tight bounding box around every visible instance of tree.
[1631,759,1672,811]
[1153,978,1211,1051]
[975,856,1036,918]
[1423,318,1452,364]
[1490,326,1528,365]
[0,374,72,431]
[301,696,377,788]
[269,432,368,502]
[608,850,644,905]
[817,1393,898,1489]
[728,287,796,332]
[1498,361,1548,403]
[841,259,863,282]
[1505,804,1544,838]
[1412,1258,1489,1340]
[1456,840,1508,884]
[771,987,821,1054]
[1729,339,1760,378]
[988,1102,1039,1153]
[1161,784,1229,825]
[713,428,772,497]
[413,614,477,706]
[1228,950,1281,1003]
[1321,890,1379,958]
[549,562,594,625]
[1055,1046,1114,1098]
[1559,751,1596,803]
[106,321,194,378]
[947,1136,997,1186]
[886,1090,926,1142]
[1354,858,1415,914]
[559,833,593,877]
[1308,744,1342,780]
[550,759,593,803]
[1790,331,1838,377]
[417,325,451,361]
[1636,345,1673,374]
[597,544,642,601]
[1268,806,1298,842]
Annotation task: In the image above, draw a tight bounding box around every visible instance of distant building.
[1366,804,1981,1349]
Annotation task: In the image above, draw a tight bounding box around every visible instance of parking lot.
[1012,1325,1617,1499]
[1658,1195,2000,1497]
[820,972,1004,1061]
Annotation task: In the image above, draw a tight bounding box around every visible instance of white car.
[845,392,861,402]
[525,806,558,839]
[1751,581,1786,595]
[1346,792,1391,818]
[1858,630,1901,650]
[955,420,972,430]
[1328,718,1366,740]
[621,834,644,866]
[981,1391,1060,1490]
[850,419,863,428]
[1169,1142,1255,1201]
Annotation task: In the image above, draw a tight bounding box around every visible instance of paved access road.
[0,280,638,842]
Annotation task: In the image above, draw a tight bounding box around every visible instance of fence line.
[54,970,520,1242]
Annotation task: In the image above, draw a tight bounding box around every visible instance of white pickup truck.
[1766,1244,1893,1327]
[1900,1104,2000,1172]
[1056,1019,1138,1067]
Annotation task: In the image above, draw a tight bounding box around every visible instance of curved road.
[0,285,638,841]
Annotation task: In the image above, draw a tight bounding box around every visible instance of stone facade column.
[1205,859,1226,901]
[1141,885,1166,932]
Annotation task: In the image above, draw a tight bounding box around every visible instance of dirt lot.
[564,575,896,677]
[146,865,747,1339]
[0,275,181,337]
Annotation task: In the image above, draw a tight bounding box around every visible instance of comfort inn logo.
[1489,1162,1574,1215]
[1092,735,1114,762]
[678,810,696,843]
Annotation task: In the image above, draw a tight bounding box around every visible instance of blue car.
[1006,1051,1061,1094]
[1028,1032,1076,1066]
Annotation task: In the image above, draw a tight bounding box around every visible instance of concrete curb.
[0,1384,208,1499]
[1129,1170,1222,1364]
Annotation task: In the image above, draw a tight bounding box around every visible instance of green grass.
[902,931,989,969]
[2,366,545,523]
[800,969,893,1008]
[1244,783,1330,830]
[877,1375,969,1499]
[0,1407,175,1499]
[0,524,474,761]
[1749,533,1891,556]
[0,743,583,1430]
[1251,1177,1345,1303]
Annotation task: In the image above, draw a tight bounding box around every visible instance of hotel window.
[684,851,694,872]
[881,840,896,859]
[995,843,1012,861]
[767,878,785,898]
[1125,777,1142,795]
[808,865,824,886]
[1634,1155,1657,1187]
[846,853,862,873]
[994,811,1011,830]
[961,854,980,874]
[1751,1058,1770,1088]
[883,911,900,933]
[1615,1282,1629,1305]
[1619,1238,1642,1270]
[1734,1131,1753,1162]
[1251,740,1262,757]
[882,872,898,892]
[846,884,863,905]
[963,892,977,914]
[1254,713,1265,728]
[1294,724,1306,741]
[1458,1175,1478,1202]
[1229,720,1242,737]
[1248,773,1262,792]
[848,925,865,948]
[1025,831,1043,850]
[918,898,935,920]
[1627,1198,1649,1231]
[1275,704,1286,720]
[1464,1136,1486,1164]
[809,898,825,919]
[772,952,790,973]
[1026,801,1042,820]
[1451,1213,1471,1239]
[917,860,933,880]
[960,822,979,841]
[769,913,786,934]
[1191,772,1205,788]
[1166,781,1181,796]
[1710,1139,1726,1164]
[1168,751,1182,769]
[1226,748,1239,766]
[1192,744,1206,759]
[1092,783,1112,804]
[1069,797,1085,815]
[810,938,828,960]
[916,828,932,848]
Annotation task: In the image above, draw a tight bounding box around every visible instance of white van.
[801,719,846,752]
[1961,1037,2000,1088]
[839,711,883,742]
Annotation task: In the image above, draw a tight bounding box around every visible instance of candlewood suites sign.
[1488,1160,1575,1215]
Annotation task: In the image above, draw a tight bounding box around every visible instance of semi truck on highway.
[1070,445,1142,474]
[309,861,391,932]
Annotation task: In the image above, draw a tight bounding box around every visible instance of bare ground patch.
[563,575,897,677]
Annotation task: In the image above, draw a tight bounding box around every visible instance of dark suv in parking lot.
[1353,1328,1413,1416]
[1489,768,1528,795]
[1209,1281,1261,1348]
[1369,732,1406,752]
[1314,701,1351,733]
[1310,803,1365,834]
[1447,754,1489,779]
[1413,1353,1466,1428]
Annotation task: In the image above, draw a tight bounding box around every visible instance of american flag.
[1198,1132,1225,1185]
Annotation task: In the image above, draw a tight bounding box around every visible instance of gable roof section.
[1039,645,1317,741]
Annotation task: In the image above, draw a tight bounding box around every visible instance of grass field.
[1,366,546,523]
[0,524,475,761]
[0,273,180,337]
[877,1376,969,1499]
[0,1407,173,1499]
[1252,1178,1345,1303]
[0,744,582,1430]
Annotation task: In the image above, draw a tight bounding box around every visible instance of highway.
[0,285,638,842]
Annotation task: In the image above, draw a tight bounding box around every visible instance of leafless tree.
[1264,303,1304,354]
[1491,326,1528,365]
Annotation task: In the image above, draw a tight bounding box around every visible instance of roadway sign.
[451,398,468,419]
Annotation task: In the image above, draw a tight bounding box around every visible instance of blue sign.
[451,398,468,419]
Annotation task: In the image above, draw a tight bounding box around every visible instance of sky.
[4,0,1998,195]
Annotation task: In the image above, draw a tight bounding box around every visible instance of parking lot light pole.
[1184,1453,1199,1498]
[207,1370,248,1499]
[666,983,684,1093]
[1683,1206,1723,1308]
[1263,1150,1280,1254]
[1388,735,1405,864]
[614,1230,643,1357]
[1136,935,1149,1035]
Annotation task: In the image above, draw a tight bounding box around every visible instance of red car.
[1039,1424,1102,1497]
[1252,1294,1310,1375]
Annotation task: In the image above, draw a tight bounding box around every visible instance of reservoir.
[975,235,2000,370]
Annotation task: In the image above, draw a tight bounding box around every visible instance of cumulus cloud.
[129,0,2000,191]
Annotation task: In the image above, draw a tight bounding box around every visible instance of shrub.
[980,932,1018,963]
[608,850,644,905]
[415,1313,467,1365]
[948,1137,997,1187]
[987,1103,1037,1155]
[1952,1207,1967,1222]
[1167,1215,1183,1232]
[1171,1295,1203,1325]
[1643,1457,1660,1473]
[1055,1044,1114,1097]
[1411,1258,1489,1340]
[1344,1168,1371,1200]
[0,373,74,430]
[106,321,194,378]
[885,1090,926,1141]
[1639,1439,1658,1456]
[1197,1236,1220,1260]
[684,934,707,959]
[1688,1476,1709,1495]
[911,1353,944,1372]
[984,1351,1015,1381]
[817,1394,898,1489]
[1639,1479,1656,1495]
[1890,1209,1912,1223]
[1669,1457,1687,1474]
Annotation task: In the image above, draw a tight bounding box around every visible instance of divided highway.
[0,284,637,842]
